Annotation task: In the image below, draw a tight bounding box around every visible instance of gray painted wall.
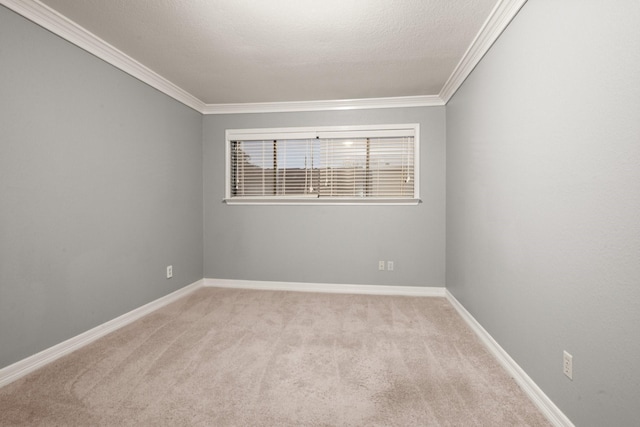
[0,6,203,369]
[446,1,640,425]
[203,108,445,287]
[4,1,637,424]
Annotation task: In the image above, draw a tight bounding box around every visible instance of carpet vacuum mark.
[0,287,551,426]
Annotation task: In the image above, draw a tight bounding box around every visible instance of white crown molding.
[1,0,206,113]
[202,95,444,115]
[3,0,524,113]
[205,278,445,297]
[0,279,204,388]
[445,290,575,427]
[439,0,528,103]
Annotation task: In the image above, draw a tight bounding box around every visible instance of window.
[225,124,420,205]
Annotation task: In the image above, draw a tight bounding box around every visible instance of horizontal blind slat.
[230,134,415,199]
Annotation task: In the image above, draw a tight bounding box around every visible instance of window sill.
[223,197,421,206]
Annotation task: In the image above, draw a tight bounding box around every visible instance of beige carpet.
[0,287,551,426]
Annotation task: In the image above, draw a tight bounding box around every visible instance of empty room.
[1,0,638,425]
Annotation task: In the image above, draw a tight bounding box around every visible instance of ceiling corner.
[439,0,528,103]
[1,0,206,113]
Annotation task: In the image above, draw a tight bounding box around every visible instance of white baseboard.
[205,278,446,297]
[445,290,574,427]
[0,279,204,389]
[0,277,572,427]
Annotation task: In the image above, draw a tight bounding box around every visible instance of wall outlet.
[563,351,573,380]
[387,261,394,271]
[378,260,385,271]
[166,265,173,279]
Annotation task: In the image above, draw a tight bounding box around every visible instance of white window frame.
[224,123,420,205]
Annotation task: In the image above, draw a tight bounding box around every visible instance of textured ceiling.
[38,0,499,105]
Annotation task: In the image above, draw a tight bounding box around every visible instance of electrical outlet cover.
[563,351,573,380]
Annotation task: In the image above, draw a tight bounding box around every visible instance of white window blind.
[225,124,419,205]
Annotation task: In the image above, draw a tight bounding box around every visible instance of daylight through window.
[225,124,419,205]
